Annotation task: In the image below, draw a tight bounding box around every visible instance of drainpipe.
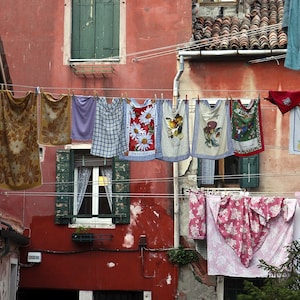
[173,55,184,248]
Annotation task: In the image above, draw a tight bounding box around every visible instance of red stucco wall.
[0,0,191,299]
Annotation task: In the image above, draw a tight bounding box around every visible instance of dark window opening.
[224,277,265,300]
[17,289,78,300]
[94,290,143,300]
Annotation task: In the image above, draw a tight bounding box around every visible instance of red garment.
[267,91,300,114]
[217,195,284,267]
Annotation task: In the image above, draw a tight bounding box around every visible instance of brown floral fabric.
[39,92,71,145]
[0,91,41,190]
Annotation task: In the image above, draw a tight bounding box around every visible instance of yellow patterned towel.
[0,90,41,190]
[39,92,71,145]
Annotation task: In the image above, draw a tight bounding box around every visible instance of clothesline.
[0,171,298,187]
[1,82,276,95]
[0,191,299,198]
[130,23,284,61]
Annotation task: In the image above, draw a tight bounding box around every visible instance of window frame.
[63,0,126,66]
[55,144,130,228]
[73,165,113,226]
[198,154,259,189]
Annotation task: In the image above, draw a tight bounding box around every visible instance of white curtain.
[100,166,113,211]
[77,167,92,214]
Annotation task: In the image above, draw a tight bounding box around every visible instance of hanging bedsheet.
[71,95,96,141]
[192,100,234,159]
[120,98,160,161]
[206,194,296,277]
[231,99,264,156]
[91,97,127,158]
[0,91,41,190]
[39,92,71,145]
[156,99,190,162]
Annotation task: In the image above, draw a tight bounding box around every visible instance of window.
[71,0,120,60]
[55,148,130,226]
[198,155,259,188]
[73,150,113,224]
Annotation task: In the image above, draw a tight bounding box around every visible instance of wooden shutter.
[112,158,130,224]
[95,0,120,58]
[55,150,74,224]
[72,0,120,59]
[239,155,259,188]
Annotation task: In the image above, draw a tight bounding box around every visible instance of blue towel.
[283,0,300,70]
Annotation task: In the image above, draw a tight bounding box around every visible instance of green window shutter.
[112,158,130,224]
[55,150,74,224]
[72,0,120,59]
[239,155,259,188]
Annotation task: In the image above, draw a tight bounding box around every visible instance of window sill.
[69,218,116,230]
[69,61,117,78]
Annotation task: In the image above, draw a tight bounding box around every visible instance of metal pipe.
[173,55,184,98]
[178,49,286,57]
[172,55,185,248]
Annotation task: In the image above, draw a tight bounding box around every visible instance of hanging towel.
[156,99,190,162]
[188,190,206,239]
[71,95,96,141]
[0,91,41,190]
[206,194,296,277]
[39,92,71,145]
[266,91,300,114]
[120,98,159,161]
[289,106,300,154]
[283,0,300,70]
[231,99,264,156]
[91,97,127,158]
[192,100,234,159]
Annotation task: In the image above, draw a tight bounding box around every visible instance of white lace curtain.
[76,166,113,214]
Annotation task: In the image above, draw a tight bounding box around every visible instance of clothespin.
[35,86,41,95]
[161,93,164,99]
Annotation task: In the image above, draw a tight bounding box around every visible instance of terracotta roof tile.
[192,0,287,51]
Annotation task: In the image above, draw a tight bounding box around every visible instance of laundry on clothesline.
[187,189,297,277]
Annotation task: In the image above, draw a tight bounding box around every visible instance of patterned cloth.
[156,99,190,162]
[289,106,300,154]
[39,92,71,145]
[71,95,96,141]
[217,195,284,267]
[206,194,296,277]
[192,100,234,159]
[91,97,127,158]
[188,190,206,239]
[231,99,264,156]
[0,91,41,190]
[267,91,300,114]
[120,98,159,161]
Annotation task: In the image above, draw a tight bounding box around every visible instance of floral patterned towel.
[192,100,234,159]
[120,98,159,161]
[0,91,41,190]
[39,92,71,145]
[189,190,206,239]
[231,99,264,156]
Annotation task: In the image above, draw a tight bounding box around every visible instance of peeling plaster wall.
[177,267,217,300]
